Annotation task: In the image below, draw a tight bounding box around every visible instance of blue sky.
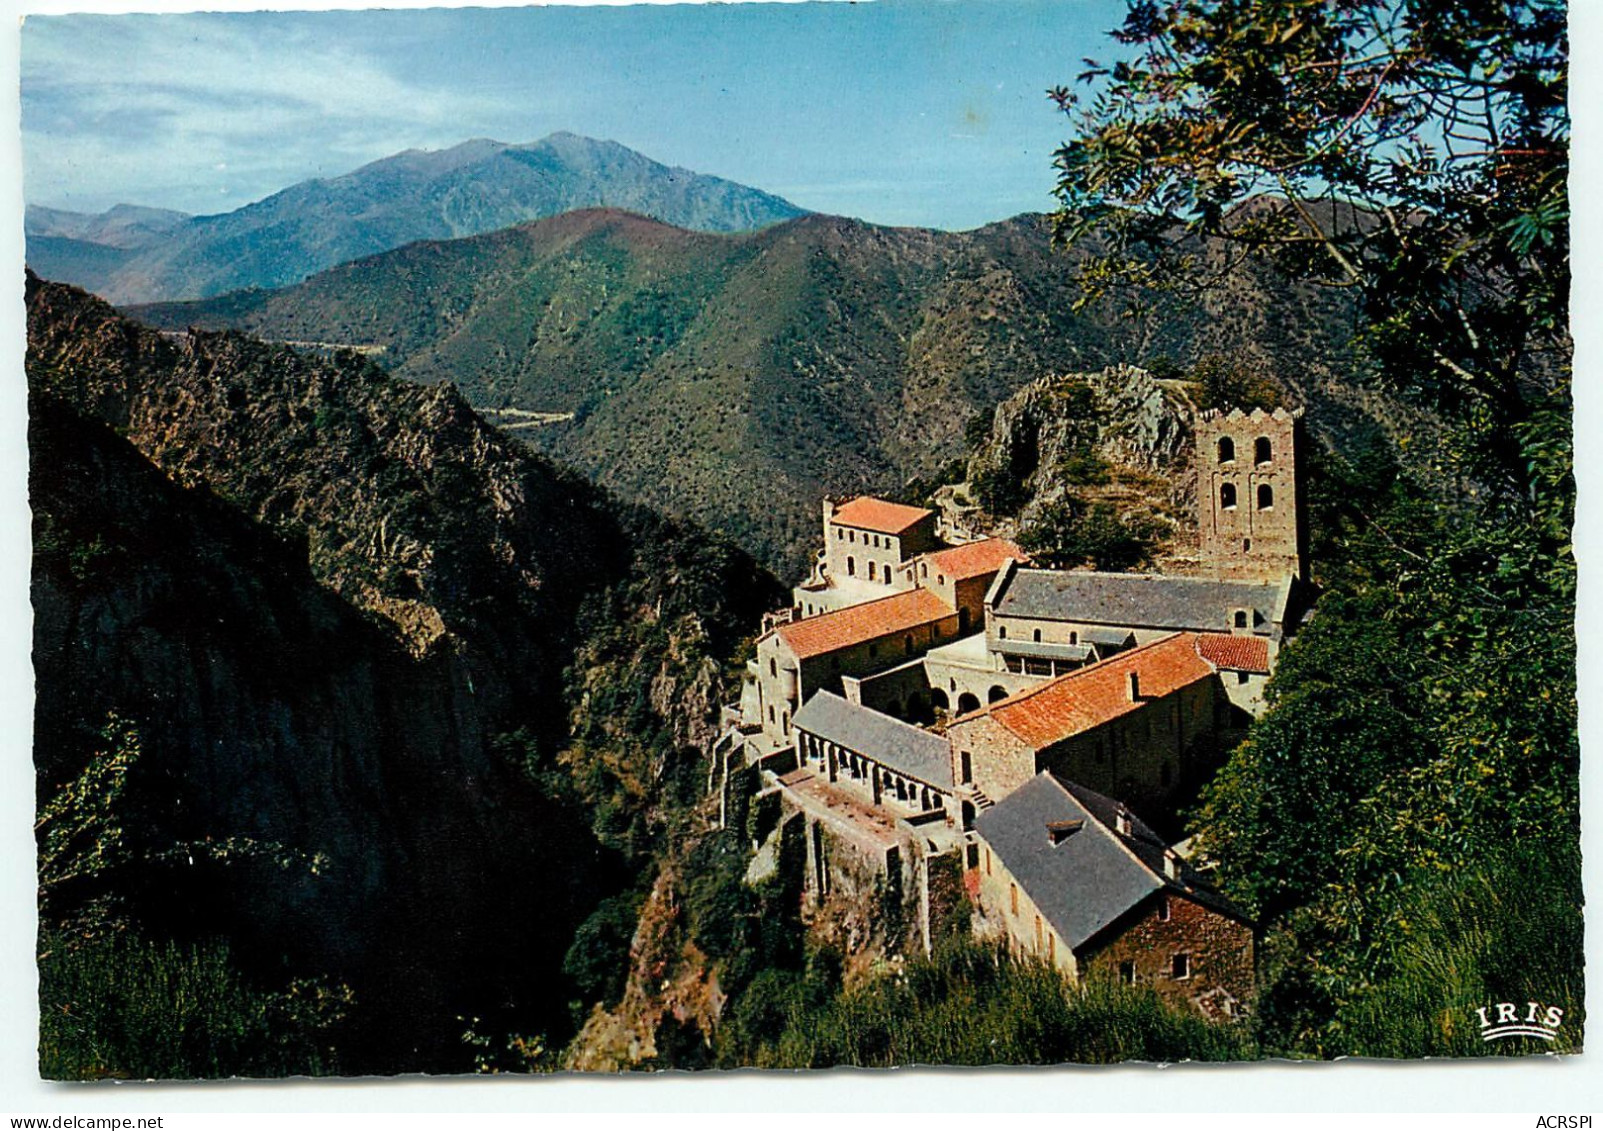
[21,0,1131,230]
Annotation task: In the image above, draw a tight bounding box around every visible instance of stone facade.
[946,636,1232,814]
[972,837,1079,976]
[1196,407,1306,582]
[821,497,940,589]
[1080,891,1256,1018]
[751,590,960,746]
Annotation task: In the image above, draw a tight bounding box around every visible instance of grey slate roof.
[975,772,1249,952]
[992,639,1095,663]
[1081,627,1138,649]
[793,690,954,789]
[990,569,1289,636]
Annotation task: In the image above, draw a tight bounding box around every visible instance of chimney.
[1114,807,1132,836]
[1128,671,1141,701]
[1163,849,1181,879]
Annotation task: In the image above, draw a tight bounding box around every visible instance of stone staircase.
[959,784,995,812]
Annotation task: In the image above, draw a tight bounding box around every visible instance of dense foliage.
[1053,0,1575,1058]
[717,938,1251,1067]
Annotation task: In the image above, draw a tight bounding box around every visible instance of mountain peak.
[28,134,806,304]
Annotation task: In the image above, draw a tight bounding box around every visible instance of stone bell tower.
[1195,407,1306,582]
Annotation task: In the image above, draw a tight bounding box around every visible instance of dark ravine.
[28,273,783,1073]
[127,207,1396,574]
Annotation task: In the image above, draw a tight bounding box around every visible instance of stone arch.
[988,685,1009,703]
[931,688,950,711]
[1220,482,1238,510]
[1217,436,1236,463]
[956,692,981,715]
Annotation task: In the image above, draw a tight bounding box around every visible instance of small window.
[1157,897,1170,922]
[847,556,856,577]
[768,706,775,723]
[1220,483,1238,510]
[1119,960,1135,985]
[1234,610,1248,629]
[1048,933,1055,961]
[985,847,992,876]
[1069,631,1078,645]
[1034,915,1043,952]
[1172,953,1191,980]
[904,635,914,655]
[1033,629,1042,643]
[921,563,928,578]
[1243,538,1252,552]
[1258,484,1274,510]
[868,561,877,580]
[1010,883,1019,915]
[769,658,777,676]
[849,530,856,543]
[998,625,1008,640]
[1255,436,1272,465]
[1217,436,1235,463]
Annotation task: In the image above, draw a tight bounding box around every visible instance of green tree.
[1053,1,1575,1058]
[1053,0,1568,502]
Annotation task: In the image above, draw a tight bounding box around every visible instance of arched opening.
[956,692,981,715]
[1257,483,1274,510]
[867,561,877,580]
[846,556,856,576]
[1032,628,1042,643]
[1217,436,1236,463]
[959,750,971,783]
[1234,610,1249,629]
[1220,483,1238,510]
[931,688,950,711]
[1255,436,1272,465]
[998,625,1008,640]
[988,685,1008,704]
[959,608,971,632]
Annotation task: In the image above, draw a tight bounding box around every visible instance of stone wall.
[1081,893,1255,1019]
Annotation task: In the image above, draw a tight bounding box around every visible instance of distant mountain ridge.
[134,206,1396,572]
[25,133,807,304]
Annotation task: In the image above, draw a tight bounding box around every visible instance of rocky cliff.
[27,273,783,1073]
[957,365,1199,565]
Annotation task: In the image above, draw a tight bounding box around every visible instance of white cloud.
[22,12,538,211]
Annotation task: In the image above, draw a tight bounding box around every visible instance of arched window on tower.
[846,556,856,576]
[1255,436,1273,465]
[1220,483,1238,510]
[1217,436,1236,463]
[1258,483,1274,510]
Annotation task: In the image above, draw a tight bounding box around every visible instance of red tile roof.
[957,632,1216,749]
[776,588,955,660]
[922,538,1030,582]
[830,496,935,535]
[1194,632,1271,673]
